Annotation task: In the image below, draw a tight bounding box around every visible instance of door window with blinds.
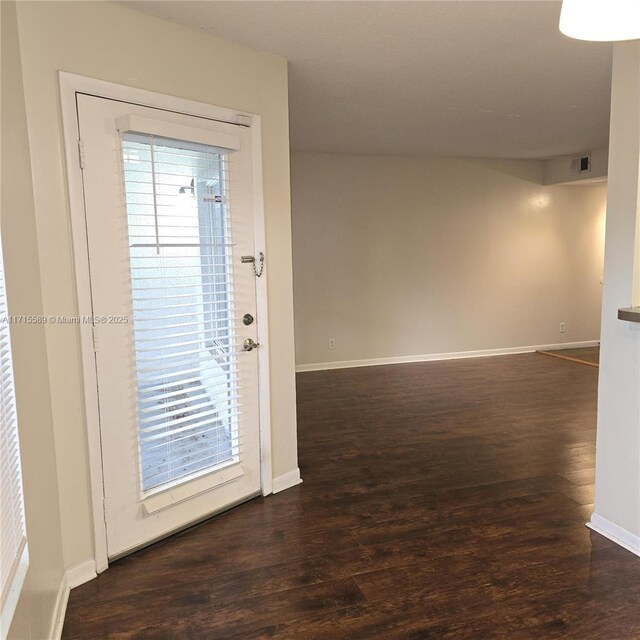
[121,130,240,493]
[0,237,29,635]
[77,94,261,558]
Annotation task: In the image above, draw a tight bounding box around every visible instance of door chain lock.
[241,252,265,277]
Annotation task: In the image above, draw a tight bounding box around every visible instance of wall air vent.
[571,154,591,175]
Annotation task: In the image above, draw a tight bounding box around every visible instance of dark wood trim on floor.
[537,346,600,368]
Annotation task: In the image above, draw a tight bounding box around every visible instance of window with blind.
[0,237,28,635]
[121,133,240,493]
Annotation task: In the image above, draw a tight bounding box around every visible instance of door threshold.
[107,490,262,563]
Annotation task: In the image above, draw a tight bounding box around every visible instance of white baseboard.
[66,559,97,589]
[272,468,303,494]
[295,340,600,372]
[1,547,29,640]
[587,513,640,557]
[49,574,69,640]
[48,560,97,639]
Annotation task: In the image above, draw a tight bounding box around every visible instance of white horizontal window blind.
[0,236,28,634]
[121,133,241,493]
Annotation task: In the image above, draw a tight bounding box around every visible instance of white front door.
[77,94,262,558]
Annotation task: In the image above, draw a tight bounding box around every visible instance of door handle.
[243,338,259,352]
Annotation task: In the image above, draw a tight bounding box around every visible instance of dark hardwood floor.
[62,353,640,639]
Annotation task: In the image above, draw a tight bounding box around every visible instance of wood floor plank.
[64,577,366,640]
[63,353,640,639]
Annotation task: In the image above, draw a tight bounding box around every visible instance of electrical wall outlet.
[559,322,566,333]
[328,338,336,350]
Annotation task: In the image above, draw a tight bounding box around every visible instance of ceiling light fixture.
[559,0,640,42]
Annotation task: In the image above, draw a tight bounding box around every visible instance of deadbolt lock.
[243,313,254,326]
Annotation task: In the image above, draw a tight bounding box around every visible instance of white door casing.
[76,92,263,558]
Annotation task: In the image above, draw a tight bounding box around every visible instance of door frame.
[59,72,273,573]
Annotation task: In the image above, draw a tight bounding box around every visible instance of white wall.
[1,3,66,638]
[292,153,606,368]
[8,1,298,630]
[591,41,640,549]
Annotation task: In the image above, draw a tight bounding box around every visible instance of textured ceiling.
[122,1,613,159]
